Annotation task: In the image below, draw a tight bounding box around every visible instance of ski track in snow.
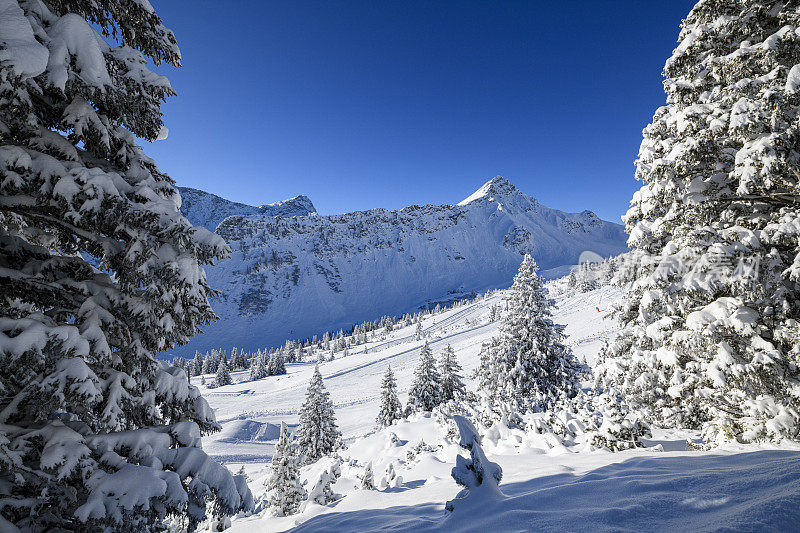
[198,284,800,531]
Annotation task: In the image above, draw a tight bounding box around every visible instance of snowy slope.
[173,177,628,357]
[197,284,800,532]
[178,186,317,231]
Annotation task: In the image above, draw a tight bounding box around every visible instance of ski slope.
[198,284,800,531]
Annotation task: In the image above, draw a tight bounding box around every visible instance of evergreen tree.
[406,342,442,413]
[216,357,233,387]
[376,366,403,427]
[597,0,800,445]
[266,422,307,516]
[439,345,467,403]
[478,255,581,413]
[415,320,424,340]
[268,351,286,376]
[296,367,342,463]
[0,1,251,529]
[192,351,204,376]
[250,352,268,381]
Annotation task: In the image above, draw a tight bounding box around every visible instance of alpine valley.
[172,177,627,357]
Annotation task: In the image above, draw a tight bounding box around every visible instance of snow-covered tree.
[268,351,286,376]
[266,422,306,516]
[376,366,403,428]
[406,342,442,413]
[215,357,232,387]
[250,352,268,381]
[478,255,581,414]
[0,1,253,530]
[192,351,205,377]
[439,345,466,403]
[596,0,800,445]
[296,367,342,463]
[415,320,424,340]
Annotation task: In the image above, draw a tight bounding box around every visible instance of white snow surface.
[172,177,627,357]
[198,284,800,531]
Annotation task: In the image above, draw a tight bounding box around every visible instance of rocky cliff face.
[172,177,627,356]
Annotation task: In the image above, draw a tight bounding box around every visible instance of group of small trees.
[375,342,467,428]
[265,366,342,516]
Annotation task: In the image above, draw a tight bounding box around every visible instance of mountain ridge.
[170,177,627,357]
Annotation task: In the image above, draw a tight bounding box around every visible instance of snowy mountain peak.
[178,187,317,231]
[259,195,317,218]
[173,177,628,356]
[458,176,522,206]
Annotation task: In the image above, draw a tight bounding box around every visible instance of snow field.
[199,284,800,531]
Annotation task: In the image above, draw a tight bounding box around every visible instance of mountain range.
[172,177,627,356]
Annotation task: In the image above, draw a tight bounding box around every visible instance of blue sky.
[145,1,696,223]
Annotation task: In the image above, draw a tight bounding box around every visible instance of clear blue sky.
[145,1,696,223]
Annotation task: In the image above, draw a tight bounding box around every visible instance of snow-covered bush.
[359,461,375,490]
[597,0,800,446]
[0,1,251,529]
[303,468,342,507]
[445,415,503,513]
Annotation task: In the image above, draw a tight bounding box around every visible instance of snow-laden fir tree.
[250,351,268,381]
[201,353,212,375]
[415,320,424,340]
[439,344,467,403]
[376,365,403,427]
[478,255,581,414]
[596,0,800,445]
[0,1,251,530]
[215,356,233,387]
[296,366,342,463]
[192,351,205,377]
[266,422,307,516]
[268,351,286,375]
[406,342,442,413]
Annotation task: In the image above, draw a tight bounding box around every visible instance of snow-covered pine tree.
[478,255,581,414]
[215,356,233,387]
[406,342,442,413]
[192,351,204,377]
[439,344,466,403]
[269,351,286,376]
[296,366,342,463]
[376,365,403,428]
[201,352,212,375]
[250,352,268,381]
[229,347,239,369]
[415,320,424,340]
[0,1,251,529]
[596,0,800,445]
[266,422,307,516]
